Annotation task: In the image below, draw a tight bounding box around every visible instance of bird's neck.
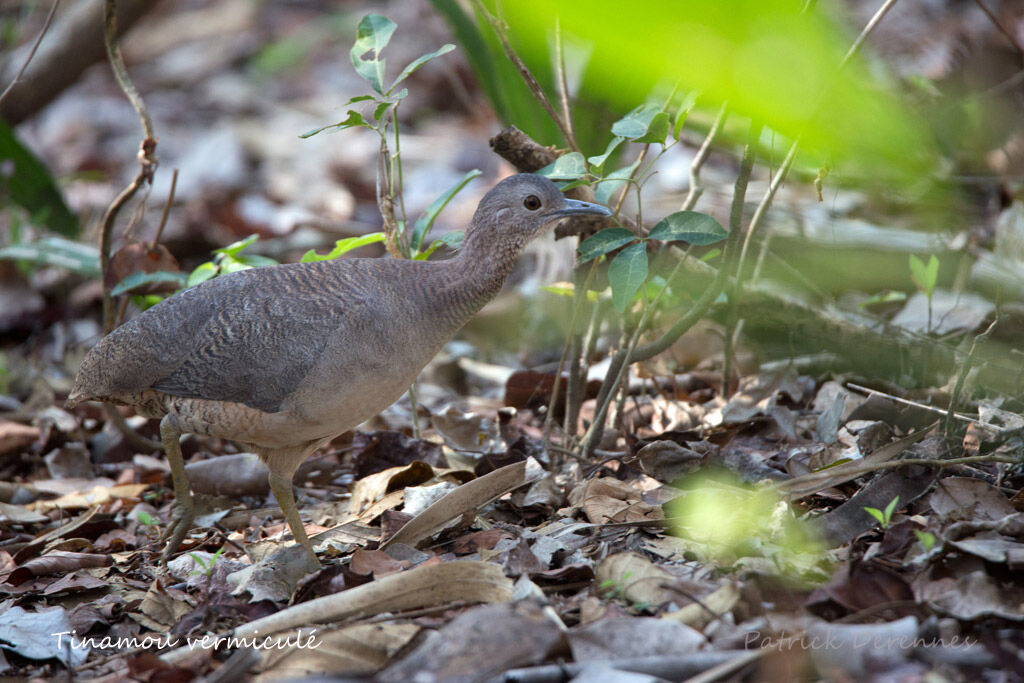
[431,232,524,326]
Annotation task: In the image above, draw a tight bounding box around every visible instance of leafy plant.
[0,119,79,237]
[909,254,939,297]
[864,496,900,529]
[0,235,100,276]
[302,14,472,260]
[537,99,726,314]
[189,546,226,578]
[186,234,279,288]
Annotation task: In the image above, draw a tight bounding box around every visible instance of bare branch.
[0,0,60,107]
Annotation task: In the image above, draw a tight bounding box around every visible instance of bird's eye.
[523,195,541,211]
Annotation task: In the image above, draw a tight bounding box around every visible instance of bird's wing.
[79,261,372,413]
[153,262,374,412]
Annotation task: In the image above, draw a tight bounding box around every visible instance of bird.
[67,173,612,570]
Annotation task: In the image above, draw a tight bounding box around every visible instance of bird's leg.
[268,472,321,571]
[157,415,194,562]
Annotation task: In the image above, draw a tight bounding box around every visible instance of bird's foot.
[158,498,196,563]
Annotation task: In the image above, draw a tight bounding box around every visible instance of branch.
[100,0,158,334]
[0,0,60,107]
[0,0,152,125]
[470,0,580,153]
[681,101,728,211]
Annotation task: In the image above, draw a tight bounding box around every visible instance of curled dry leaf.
[382,457,544,549]
[8,551,112,585]
[29,483,150,512]
[106,241,180,295]
[595,552,677,608]
[567,477,664,525]
[194,560,514,648]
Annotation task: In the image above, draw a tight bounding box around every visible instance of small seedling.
[137,511,158,527]
[188,546,226,579]
[909,254,939,332]
[302,14,472,260]
[864,496,900,529]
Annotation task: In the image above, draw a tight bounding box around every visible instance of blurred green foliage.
[667,473,829,580]
[430,0,628,156]
[0,119,78,237]
[500,0,941,191]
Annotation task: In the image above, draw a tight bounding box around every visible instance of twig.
[721,122,763,395]
[789,453,1019,489]
[553,19,578,150]
[579,124,759,458]
[0,0,60,106]
[100,0,158,334]
[682,101,728,211]
[971,0,1024,67]
[470,0,580,152]
[723,0,899,391]
[151,168,178,248]
[104,0,153,140]
[845,382,982,426]
[542,260,597,451]
[944,317,998,438]
[840,0,900,69]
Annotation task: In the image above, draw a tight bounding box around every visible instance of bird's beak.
[550,198,613,219]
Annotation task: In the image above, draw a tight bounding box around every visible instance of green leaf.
[300,232,386,262]
[186,262,218,287]
[863,506,886,525]
[649,211,727,245]
[391,44,456,92]
[914,530,935,551]
[300,110,367,138]
[413,230,464,260]
[587,136,624,170]
[0,119,79,236]
[639,275,678,306]
[611,104,669,144]
[594,161,638,205]
[411,169,482,251]
[110,270,187,297]
[673,90,699,139]
[0,237,100,276]
[137,511,157,526]
[556,179,590,192]
[577,227,637,262]
[350,14,396,94]
[858,290,907,309]
[909,254,939,296]
[536,152,587,181]
[219,257,252,275]
[373,102,390,121]
[131,294,165,311]
[234,254,278,268]
[883,495,900,522]
[608,242,648,313]
[214,234,259,257]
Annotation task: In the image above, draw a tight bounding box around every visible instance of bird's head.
[467,174,612,251]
